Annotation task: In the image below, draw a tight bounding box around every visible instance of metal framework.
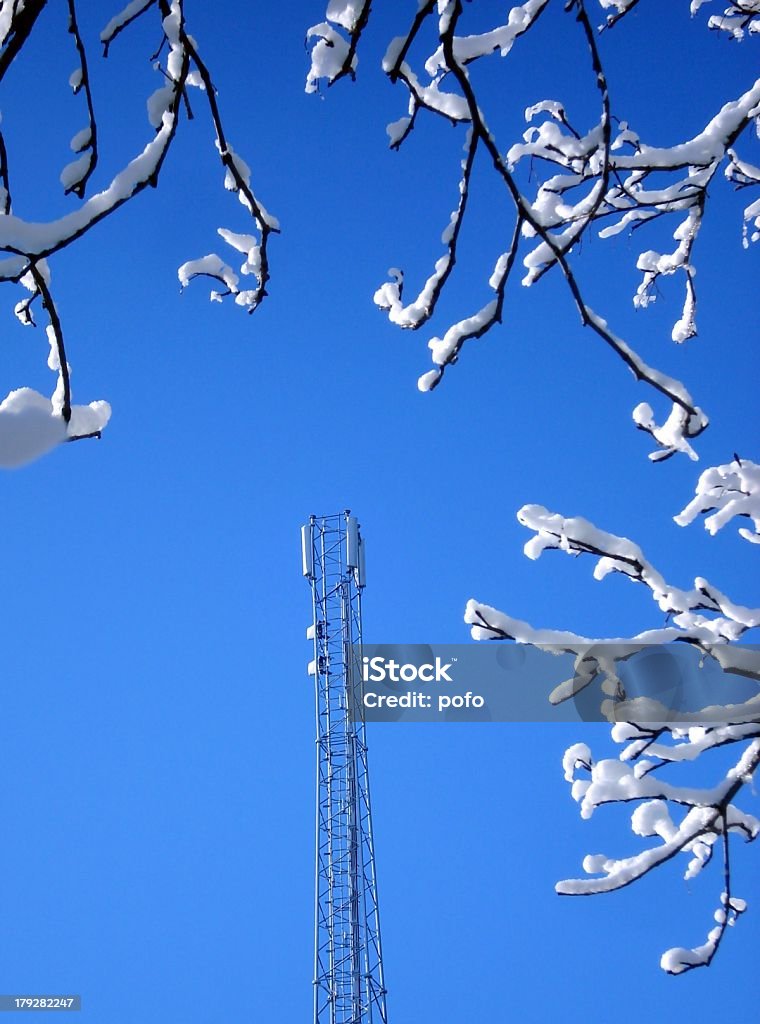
[302,512,388,1024]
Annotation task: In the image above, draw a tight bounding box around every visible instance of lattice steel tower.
[301,512,388,1024]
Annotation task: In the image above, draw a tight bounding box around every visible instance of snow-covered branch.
[0,1,47,84]
[307,0,759,975]
[100,0,156,56]
[305,0,371,93]
[559,731,760,973]
[0,259,111,468]
[675,458,760,543]
[63,0,98,199]
[465,478,760,700]
[0,0,278,467]
[694,0,760,40]
[307,0,759,462]
[510,78,760,343]
[464,459,760,968]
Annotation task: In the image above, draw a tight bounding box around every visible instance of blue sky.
[0,2,758,1021]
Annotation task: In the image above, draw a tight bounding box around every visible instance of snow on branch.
[466,492,760,660]
[305,1,371,92]
[306,0,759,972]
[0,1,47,85]
[597,0,642,31]
[0,0,278,468]
[374,128,478,332]
[675,458,760,543]
[694,0,760,40]
[606,2,760,36]
[63,0,98,198]
[559,731,760,973]
[725,146,760,245]
[100,0,156,55]
[464,460,760,969]
[306,0,759,463]
[510,79,760,343]
[0,262,111,468]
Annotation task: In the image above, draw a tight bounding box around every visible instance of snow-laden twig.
[305,0,372,93]
[100,0,156,56]
[306,0,758,462]
[173,19,280,313]
[0,0,278,467]
[465,495,760,680]
[307,0,759,972]
[675,458,760,544]
[464,460,760,969]
[559,731,760,972]
[597,0,642,31]
[0,0,47,85]
[511,78,760,342]
[0,261,111,468]
[374,128,478,331]
[27,263,72,425]
[697,0,760,39]
[64,0,98,198]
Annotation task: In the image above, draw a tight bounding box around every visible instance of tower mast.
[302,512,388,1024]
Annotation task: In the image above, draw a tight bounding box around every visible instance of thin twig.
[28,264,72,424]
[66,0,98,197]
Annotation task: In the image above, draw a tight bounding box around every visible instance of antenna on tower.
[302,512,388,1024]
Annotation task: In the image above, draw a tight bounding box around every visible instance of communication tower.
[301,512,388,1024]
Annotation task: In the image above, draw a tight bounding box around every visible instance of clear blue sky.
[0,3,758,1021]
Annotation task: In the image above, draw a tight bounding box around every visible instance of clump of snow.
[185,70,205,90]
[661,933,719,975]
[306,22,354,93]
[0,389,67,467]
[60,154,92,192]
[631,800,676,840]
[69,400,111,438]
[427,300,498,366]
[563,742,592,782]
[386,116,412,147]
[101,0,155,45]
[70,127,92,153]
[417,369,441,392]
[178,254,239,293]
[374,263,450,328]
[326,0,366,31]
[0,388,110,469]
[424,0,549,76]
[147,83,175,128]
[217,227,261,277]
[633,402,701,462]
